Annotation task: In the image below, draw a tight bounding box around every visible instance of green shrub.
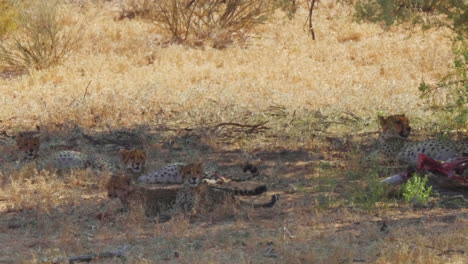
[354,0,441,26]
[0,0,85,71]
[402,174,433,205]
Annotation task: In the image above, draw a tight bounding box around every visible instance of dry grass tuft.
[0,0,85,72]
[0,3,455,132]
[3,168,104,212]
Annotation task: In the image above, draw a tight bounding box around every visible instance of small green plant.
[402,174,433,204]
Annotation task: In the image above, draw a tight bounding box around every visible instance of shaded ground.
[0,125,467,263]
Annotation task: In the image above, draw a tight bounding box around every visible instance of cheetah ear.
[15,134,24,144]
[197,162,204,172]
[191,158,203,165]
[119,149,129,159]
[119,149,128,154]
[378,116,386,126]
[179,165,188,175]
[32,136,40,144]
[378,116,387,123]
[107,174,119,184]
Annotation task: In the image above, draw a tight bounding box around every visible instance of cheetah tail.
[250,194,280,208]
[231,185,267,196]
[209,181,268,196]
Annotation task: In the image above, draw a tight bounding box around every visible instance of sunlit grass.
[0,2,454,133]
[0,1,465,263]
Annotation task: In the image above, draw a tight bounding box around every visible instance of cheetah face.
[119,149,146,173]
[107,174,132,200]
[179,162,204,187]
[16,133,40,159]
[379,114,411,139]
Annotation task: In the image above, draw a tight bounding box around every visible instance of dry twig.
[164,121,269,135]
[307,0,317,40]
[212,121,269,133]
[44,245,129,263]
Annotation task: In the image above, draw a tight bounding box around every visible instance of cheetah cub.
[15,132,109,172]
[119,148,146,174]
[136,162,219,185]
[16,132,40,160]
[107,173,278,218]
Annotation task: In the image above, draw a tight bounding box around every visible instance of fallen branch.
[424,245,465,256]
[420,79,467,97]
[212,121,269,133]
[163,121,269,134]
[80,130,144,147]
[44,245,129,264]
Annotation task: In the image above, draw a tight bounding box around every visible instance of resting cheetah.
[107,173,278,218]
[16,132,40,160]
[136,162,220,184]
[370,115,468,166]
[15,132,110,172]
[119,148,146,173]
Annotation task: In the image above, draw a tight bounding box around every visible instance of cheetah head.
[16,132,40,159]
[379,114,411,139]
[107,174,132,203]
[179,162,204,187]
[119,148,146,173]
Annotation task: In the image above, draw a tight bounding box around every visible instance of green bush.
[354,0,441,26]
[402,174,433,205]
[0,0,85,71]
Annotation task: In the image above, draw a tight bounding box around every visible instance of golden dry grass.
[0,1,467,263]
[0,1,456,131]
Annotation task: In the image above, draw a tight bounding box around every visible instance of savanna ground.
[0,0,467,263]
